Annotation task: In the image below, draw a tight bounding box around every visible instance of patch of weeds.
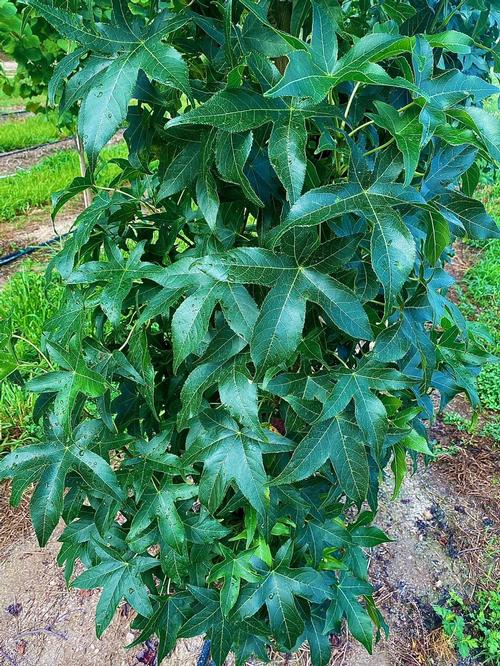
[0,142,127,221]
[477,365,500,413]
[440,412,500,446]
[459,239,500,412]
[481,418,500,445]
[442,411,475,434]
[0,261,63,452]
[465,242,500,304]
[478,182,500,221]
[0,111,72,151]
[0,383,43,448]
[433,586,500,664]
[433,442,463,458]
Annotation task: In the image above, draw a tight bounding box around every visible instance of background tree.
[1,1,499,664]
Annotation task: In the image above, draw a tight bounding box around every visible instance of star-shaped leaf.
[0,418,124,546]
[27,338,108,431]
[317,357,417,457]
[127,480,198,553]
[178,587,235,665]
[67,240,162,326]
[368,102,423,185]
[324,574,375,653]
[72,544,158,637]
[184,410,294,515]
[273,412,369,505]
[197,246,373,371]
[130,593,192,664]
[237,542,334,650]
[208,544,260,615]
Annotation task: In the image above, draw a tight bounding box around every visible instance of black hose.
[0,234,68,267]
[0,110,31,120]
[0,136,76,159]
[197,639,215,666]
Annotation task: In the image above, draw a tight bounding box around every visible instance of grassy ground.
[464,184,500,415]
[0,141,127,221]
[463,240,500,412]
[0,261,63,449]
[0,111,71,151]
[444,186,500,444]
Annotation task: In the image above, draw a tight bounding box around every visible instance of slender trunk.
[75,134,92,209]
[273,0,292,74]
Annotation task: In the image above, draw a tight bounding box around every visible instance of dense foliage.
[0,0,109,107]
[1,1,500,663]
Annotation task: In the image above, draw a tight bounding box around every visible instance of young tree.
[1,1,499,663]
[0,0,110,109]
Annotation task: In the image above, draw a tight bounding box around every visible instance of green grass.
[479,181,500,225]
[442,410,500,446]
[459,185,500,412]
[0,111,72,152]
[0,141,127,221]
[464,240,500,411]
[0,261,63,450]
[434,586,500,663]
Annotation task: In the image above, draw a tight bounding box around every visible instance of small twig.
[15,626,68,641]
[364,137,395,157]
[118,321,138,352]
[75,135,92,209]
[94,186,158,213]
[457,546,483,556]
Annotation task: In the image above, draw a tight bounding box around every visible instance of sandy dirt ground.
[0,418,497,666]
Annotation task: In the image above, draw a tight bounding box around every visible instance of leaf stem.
[118,322,138,352]
[348,102,416,137]
[440,0,466,29]
[364,137,395,157]
[348,118,374,137]
[341,82,361,130]
[429,0,447,32]
[95,186,158,213]
[11,335,54,369]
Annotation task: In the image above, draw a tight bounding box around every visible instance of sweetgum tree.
[0,0,113,107]
[1,0,500,663]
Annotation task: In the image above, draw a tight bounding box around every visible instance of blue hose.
[0,234,68,267]
[197,639,215,666]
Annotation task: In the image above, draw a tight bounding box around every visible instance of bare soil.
[0,112,32,124]
[0,200,82,287]
[0,59,17,78]
[0,138,78,177]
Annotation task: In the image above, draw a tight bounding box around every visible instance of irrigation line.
[0,136,77,159]
[0,233,69,267]
[0,109,32,120]
[196,640,215,666]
